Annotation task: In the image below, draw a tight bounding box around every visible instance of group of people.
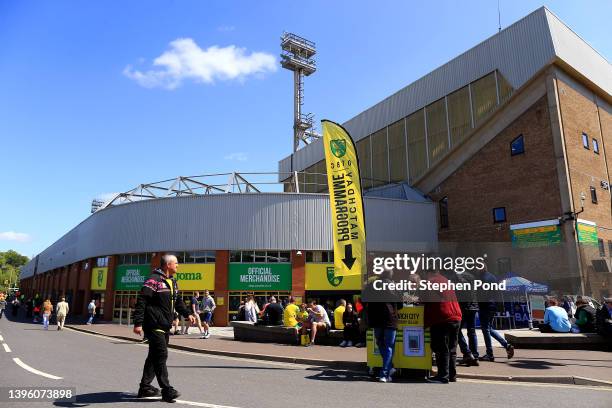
[0,293,22,318]
[366,267,516,384]
[170,290,215,339]
[540,295,612,337]
[234,294,367,347]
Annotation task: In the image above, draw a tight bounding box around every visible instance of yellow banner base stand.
[366,306,432,375]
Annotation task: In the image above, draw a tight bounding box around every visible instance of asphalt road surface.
[0,317,610,408]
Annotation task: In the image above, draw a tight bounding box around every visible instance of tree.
[0,250,29,291]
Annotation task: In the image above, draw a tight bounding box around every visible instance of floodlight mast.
[280,32,319,152]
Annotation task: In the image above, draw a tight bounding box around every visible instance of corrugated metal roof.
[21,193,436,277]
[279,6,611,177]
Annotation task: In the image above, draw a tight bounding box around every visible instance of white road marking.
[0,334,4,341]
[145,396,241,407]
[2,343,11,352]
[13,357,63,380]
[459,378,612,392]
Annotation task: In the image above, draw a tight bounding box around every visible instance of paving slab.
[65,322,612,387]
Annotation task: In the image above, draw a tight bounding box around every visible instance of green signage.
[511,225,561,248]
[577,222,598,246]
[228,263,292,291]
[115,265,151,290]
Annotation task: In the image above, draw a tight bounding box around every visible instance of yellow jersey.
[283,303,300,327]
[334,305,346,329]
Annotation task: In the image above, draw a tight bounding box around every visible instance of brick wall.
[428,95,562,242]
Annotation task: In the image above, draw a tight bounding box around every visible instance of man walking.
[56,297,69,330]
[133,254,195,403]
[477,268,514,361]
[188,291,205,338]
[201,290,216,338]
[86,300,96,325]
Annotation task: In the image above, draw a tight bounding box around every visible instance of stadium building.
[20,7,612,324]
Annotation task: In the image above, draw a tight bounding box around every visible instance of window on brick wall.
[590,186,598,204]
[598,239,606,257]
[439,197,449,228]
[493,207,506,223]
[593,138,600,154]
[582,132,589,149]
[511,134,525,156]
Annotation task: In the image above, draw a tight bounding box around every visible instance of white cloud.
[124,38,277,89]
[224,152,248,161]
[0,231,31,243]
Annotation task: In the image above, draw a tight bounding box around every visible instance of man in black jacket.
[133,254,195,402]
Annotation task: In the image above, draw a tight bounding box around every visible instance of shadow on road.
[53,392,148,407]
[304,367,429,383]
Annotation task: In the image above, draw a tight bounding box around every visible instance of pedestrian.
[133,254,196,403]
[365,268,403,383]
[476,268,514,361]
[244,294,260,323]
[189,291,206,338]
[11,297,20,317]
[201,290,216,338]
[455,271,479,366]
[262,296,283,326]
[42,299,53,330]
[26,298,33,318]
[56,297,69,330]
[423,270,463,384]
[0,295,6,319]
[340,303,359,347]
[86,299,96,324]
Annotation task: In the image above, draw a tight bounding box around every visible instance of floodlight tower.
[280,32,318,152]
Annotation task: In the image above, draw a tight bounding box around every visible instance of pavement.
[61,320,612,387]
[1,316,612,408]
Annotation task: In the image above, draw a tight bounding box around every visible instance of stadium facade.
[20,7,612,325]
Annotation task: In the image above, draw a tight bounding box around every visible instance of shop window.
[598,239,606,257]
[407,109,427,183]
[388,119,407,182]
[96,257,109,267]
[305,251,333,263]
[181,251,215,264]
[439,197,449,228]
[426,98,449,165]
[118,253,151,265]
[447,86,472,147]
[582,133,589,149]
[590,187,597,204]
[511,134,525,156]
[493,207,506,223]
[371,128,389,187]
[229,250,291,263]
[593,138,599,154]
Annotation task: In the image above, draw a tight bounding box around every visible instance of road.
[0,317,610,408]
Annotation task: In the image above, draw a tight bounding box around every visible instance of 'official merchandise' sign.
[114,265,150,290]
[228,263,292,291]
[90,267,108,291]
[322,120,366,278]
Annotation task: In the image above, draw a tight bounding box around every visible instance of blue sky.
[1,0,610,258]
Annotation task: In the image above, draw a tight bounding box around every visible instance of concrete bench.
[230,321,344,345]
[504,329,611,350]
